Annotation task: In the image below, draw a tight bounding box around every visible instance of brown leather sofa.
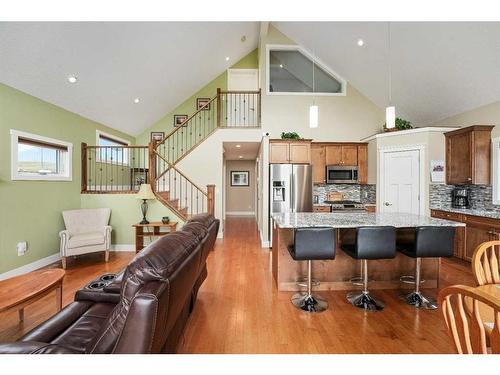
[0,214,219,354]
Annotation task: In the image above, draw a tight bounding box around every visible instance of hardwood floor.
[0,217,476,353]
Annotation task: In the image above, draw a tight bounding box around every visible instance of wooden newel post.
[148,141,156,192]
[207,184,215,216]
[81,143,87,193]
[216,88,221,128]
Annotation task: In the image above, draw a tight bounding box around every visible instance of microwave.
[326,165,359,184]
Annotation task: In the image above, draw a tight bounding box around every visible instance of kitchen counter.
[272,212,465,229]
[430,206,500,220]
[271,212,463,292]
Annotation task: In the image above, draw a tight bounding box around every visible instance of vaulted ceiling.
[273,22,500,125]
[2,22,500,136]
[0,22,260,135]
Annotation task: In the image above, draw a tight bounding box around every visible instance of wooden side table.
[133,221,178,253]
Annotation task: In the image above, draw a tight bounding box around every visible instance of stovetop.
[324,200,362,205]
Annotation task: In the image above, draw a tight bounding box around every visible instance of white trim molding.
[265,44,347,97]
[377,143,427,215]
[0,253,60,281]
[361,127,460,142]
[492,137,500,205]
[225,211,256,216]
[10,129,73,181]
[110,244,135,252]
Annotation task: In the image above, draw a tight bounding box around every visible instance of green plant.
[281,132,301,140]
[383,117,413,132]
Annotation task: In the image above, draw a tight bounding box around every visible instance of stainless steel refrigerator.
[269,164,313,243]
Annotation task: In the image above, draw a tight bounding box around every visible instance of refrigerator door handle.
[290,167,294,212]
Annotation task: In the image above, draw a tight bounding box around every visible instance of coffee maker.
[451,187,471,208]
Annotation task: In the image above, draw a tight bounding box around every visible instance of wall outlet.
[17,242,27,256]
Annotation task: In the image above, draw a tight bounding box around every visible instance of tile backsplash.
[429,184,500,212]
[313,184,376,204]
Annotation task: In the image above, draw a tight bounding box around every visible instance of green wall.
[136,49,259,145]
[0,83,135,274]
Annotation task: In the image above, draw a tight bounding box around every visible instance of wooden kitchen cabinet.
[313,205,331,213]
[325,145,358,166]
[357,144,368,184]
[269,140,311,164]
[311,145,326,184]
[445,125,494,185]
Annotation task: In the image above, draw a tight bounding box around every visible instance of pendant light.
[309,41,319,128]
[386,22,396,129]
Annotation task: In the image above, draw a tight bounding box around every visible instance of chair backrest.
[62,208,111,235]
[472,240,500,286]
[438,285,500,354]
[356,226,396,260]
[293,227,336,260]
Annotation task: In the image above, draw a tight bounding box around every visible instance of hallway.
[178,216,471,354]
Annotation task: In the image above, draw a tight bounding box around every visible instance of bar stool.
[288,227,336,313]
[396,226,455,310]
[342,226,396,311]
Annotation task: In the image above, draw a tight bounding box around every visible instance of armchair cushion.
[68,232,105,249]
[62,208,111,235]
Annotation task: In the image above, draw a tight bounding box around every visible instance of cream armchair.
[59,208,112,269]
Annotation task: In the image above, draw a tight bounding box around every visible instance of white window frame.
[266,44,347,97]
[96,130,131,166]
[492,137,500,205]
[10,129,73,181]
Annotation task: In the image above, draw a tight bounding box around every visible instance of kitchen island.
[271,212,465,291]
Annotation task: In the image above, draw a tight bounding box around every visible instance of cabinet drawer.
[430,210,462,222]
[313,206,331,213]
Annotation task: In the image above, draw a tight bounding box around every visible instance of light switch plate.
[17,241,27,256]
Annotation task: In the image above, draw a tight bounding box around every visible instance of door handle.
[384,202,392,206]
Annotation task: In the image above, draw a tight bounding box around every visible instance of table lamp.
[136,184,156,224]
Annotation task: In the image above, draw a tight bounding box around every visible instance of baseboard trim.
[225,211,255,216]
[110,244,135,252]
[0,253,60,281]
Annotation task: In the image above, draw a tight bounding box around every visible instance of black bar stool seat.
[397,226,455,309]
[288,227,336,313]
[342,226,396,311]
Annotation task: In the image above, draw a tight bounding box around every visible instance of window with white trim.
[96,131,130,165]
[11,130,73,181]
[267,46,346,95]
[493,137,500,205]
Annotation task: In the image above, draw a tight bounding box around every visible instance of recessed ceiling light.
[238,155,243,159]
[236,144,241,148]
[67,75,78,84]
[134,98,140,104]
[279,64,283,68]
[225,56,230,61]
[357,39,364,47]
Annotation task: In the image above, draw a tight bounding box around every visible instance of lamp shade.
[136,184,156,200]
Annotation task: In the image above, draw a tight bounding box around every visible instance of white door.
[382,150,420,214]
[227,69,259,127]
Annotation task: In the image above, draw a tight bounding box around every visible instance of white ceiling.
[0,22,259,135]
[223,142,260,160]
[273,22,500,125]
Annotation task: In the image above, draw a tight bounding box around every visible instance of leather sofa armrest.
[0,341,78,354]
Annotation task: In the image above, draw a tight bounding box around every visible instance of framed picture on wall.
[196,98,211,111]
[150,131,164,144]
[174,114,188,127]
[230,171,249,186]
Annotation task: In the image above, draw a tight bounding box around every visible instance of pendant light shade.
[386,106,395,129]
[309,105,318,128]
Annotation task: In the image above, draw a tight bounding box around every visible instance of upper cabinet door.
[325,145,342,165]
[311,145,326,184]
[269,142,290,163]
[342,145,358,166]
[289,143,311,164]
[357,145,368,184]
[447,131,472,184]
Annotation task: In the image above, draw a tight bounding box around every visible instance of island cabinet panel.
[445,125,494,185]
[269,140,312,164]
[311,145,326,184]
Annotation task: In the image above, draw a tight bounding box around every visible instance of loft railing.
[218,89,261,128]
[81,143,149,193]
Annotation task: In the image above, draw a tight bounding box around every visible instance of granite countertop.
[431,206,500,220]
[272,212,466,229]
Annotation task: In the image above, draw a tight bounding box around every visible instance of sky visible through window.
[18,143,59,174]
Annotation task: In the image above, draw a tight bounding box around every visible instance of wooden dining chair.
[472,240,500,286]
[438,285,500,354]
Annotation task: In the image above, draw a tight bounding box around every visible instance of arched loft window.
[267,45,346,96]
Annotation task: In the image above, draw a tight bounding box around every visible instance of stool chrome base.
[347,291,385,311]
[291,292,328,313]
[400,291,437,310]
